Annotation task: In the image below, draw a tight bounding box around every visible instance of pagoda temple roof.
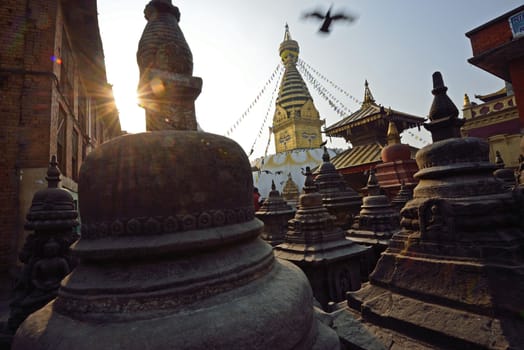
[330,143,382,173]
[474,86,507,102]
[325,102,424,137]
[324,81,424,138]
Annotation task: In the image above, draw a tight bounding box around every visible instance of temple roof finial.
[284,23,291,41]
[363,80,375,105]
[386,120,401,145]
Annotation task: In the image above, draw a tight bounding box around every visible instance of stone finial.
[46,155,60,188]
[137,0,201,131]
[424,72,464,142]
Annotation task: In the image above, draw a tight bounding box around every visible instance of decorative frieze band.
[81,207,255,238]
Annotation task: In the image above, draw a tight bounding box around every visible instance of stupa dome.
[77,131,255,255]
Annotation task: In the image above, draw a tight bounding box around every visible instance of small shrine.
[1,157,78,347]
[12,2,340,349]
[324,81,424,191]
[274,167,369,309]
[281,172,300,207]
[314,147,362,229]
[374,118,419,199]
[336,72,524,349]
[255,180,296,246]
[346,169,400,274]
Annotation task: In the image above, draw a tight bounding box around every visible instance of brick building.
[464,5,524,165]
[0,0,121,291]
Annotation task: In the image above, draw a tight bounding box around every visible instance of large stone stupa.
[12,2,340,349]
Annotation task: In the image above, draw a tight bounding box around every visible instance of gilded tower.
[272,25,323,153]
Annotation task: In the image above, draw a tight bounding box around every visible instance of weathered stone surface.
[12,3,341,349]
[275,167,369,309]
[137,0,200,131]
[339,72,524,349]
[0,156,78,349]
[424,72,464,142]
[347,170,400,275]
[314,147,362,229]
[256,180,295,246]
[1,157,78,346]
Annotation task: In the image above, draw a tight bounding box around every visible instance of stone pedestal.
[275,168,369,309]
[256,180,295,246]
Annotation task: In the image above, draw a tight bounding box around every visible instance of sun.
[112,79,146,134]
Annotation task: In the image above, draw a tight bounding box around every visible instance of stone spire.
[255,180,296,246]
[275,167,369,309]
[13,5,340,350]
[272,25,323,152]
[424,71,464,142]
[314,147,362,229]
[137,0,201,131]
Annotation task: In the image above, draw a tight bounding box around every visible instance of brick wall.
[0,0,120,276]
[468,19,512,57]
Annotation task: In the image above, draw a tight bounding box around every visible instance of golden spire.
[463,93,471,108]
[283,23,292,41]
[363,80,375,105]
[386,120,401,145]
[272,25,323,153]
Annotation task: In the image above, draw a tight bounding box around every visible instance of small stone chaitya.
[275,167,369,309]
[314,147,362,229]
[346,169,400,275]
[256,180,296,246]
[2,157,78,345]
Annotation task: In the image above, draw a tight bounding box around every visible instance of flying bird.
[302,4,357,34]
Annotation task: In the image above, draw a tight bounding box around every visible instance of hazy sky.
[97,1,522,157]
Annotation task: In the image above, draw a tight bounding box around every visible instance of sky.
[97,0,522,158]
